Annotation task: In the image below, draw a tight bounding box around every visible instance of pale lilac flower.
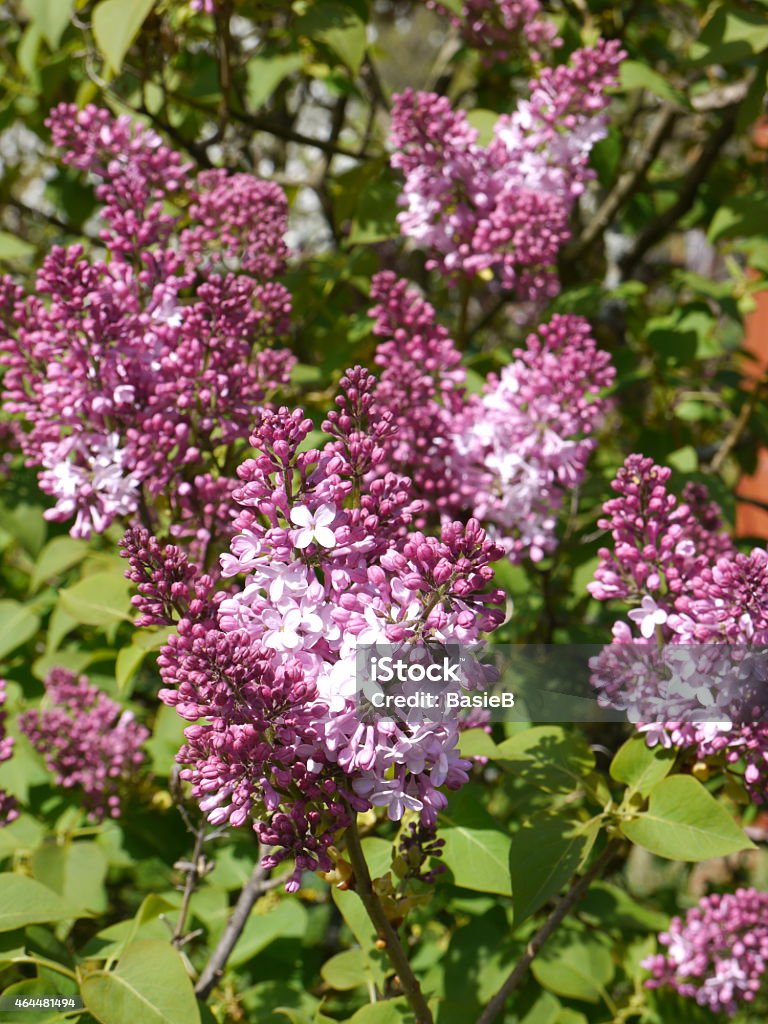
[628,596,668,639]
[290,503,337,549]
[261,606,304,651]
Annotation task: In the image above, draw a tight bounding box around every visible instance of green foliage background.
[1,1,768,1022]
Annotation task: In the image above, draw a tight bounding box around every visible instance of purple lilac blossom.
[643,889,768,1016]
[123,368,506,890]
[0,104,293,549]
[19,669,148,820]
[369,273,615,560]
[589,455,768,801]
[389,40,624,299]
[429,0,560,63]
[0,679,18,827]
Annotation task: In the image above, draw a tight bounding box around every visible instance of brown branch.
[233,108,372,161]
[619,107,739,276]
[172,823,207,946]
[161,87,372,161]
[475,841,622,1024]
[346,817,433,1024]
[6,197,84,238]
[708,373,767,474]
[566,103,679,260]
[195,857,269,998]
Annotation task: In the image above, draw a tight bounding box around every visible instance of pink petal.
[290,505,312,528]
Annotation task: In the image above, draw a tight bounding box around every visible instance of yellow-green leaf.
[92,0,154,73]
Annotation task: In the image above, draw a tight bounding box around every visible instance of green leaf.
[145,703,187,777]
[610,735,675,796]
[247,52,304,109]
[347,173,400,244]
[0,978,75,1023]
[467,109,498,145]
[692,6,768,65]
[116,626,174,694]
[532,937,614,1004]
[667,445,698,473]
[58,571,132,626]
[440,822,512,897]
[116,644,147,695]
[332,887,377,950]
[80,893,178,961]
[579,882,669,933]
[515,992,562,1024]
[81,911,175,961]
[494,726,595,793]
[510,815,598,925]
[0,600,40,659]
[457,728,498,759]
[621,775,756,860]
[92,0,155,73]
[0,232,36,263]
[0,815,45,861]
[228,898,308,968]
[709,194,768,243]
[0,735,49,803]
[0,873,77,932]
[331,888,388,988]
[30,536,89,592]
[362,836,392,879]
[0,928,26,964]
[31,841,108,915]
[321,948,369,990]
[22,0,73,48]
[344,1001,412,1024]
[81,939,201,1024]
[299,2,368,73]
[619,60,685,105]
[43,605,80,656]
[554,1012,588,1024]
[0,502,47,556]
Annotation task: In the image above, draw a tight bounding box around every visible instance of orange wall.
[736,291,768,539]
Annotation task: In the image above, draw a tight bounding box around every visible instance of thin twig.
[194,857,268,999]
[619,107,739,276]
[345,817,433,1024]
[475,841,622,1024]
[6,197,86,238]
[566,103,679,260]
[162,87,372,160]
[172,822,207,946]
[708,373,767,474]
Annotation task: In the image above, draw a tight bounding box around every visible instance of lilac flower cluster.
[589,455,768,800]
[451,314,615,561]
[369,272,466,516]
[0,104,293,546]
[125,368,506,889]
[429,0,560,63]
[0,679,18,827]
[643,889,768,1015]
[19,668,148,819]
[370,273,614,560]
[389,40,624,298]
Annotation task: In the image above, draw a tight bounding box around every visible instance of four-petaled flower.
[290,503,337,549]
[628,596,668,639]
